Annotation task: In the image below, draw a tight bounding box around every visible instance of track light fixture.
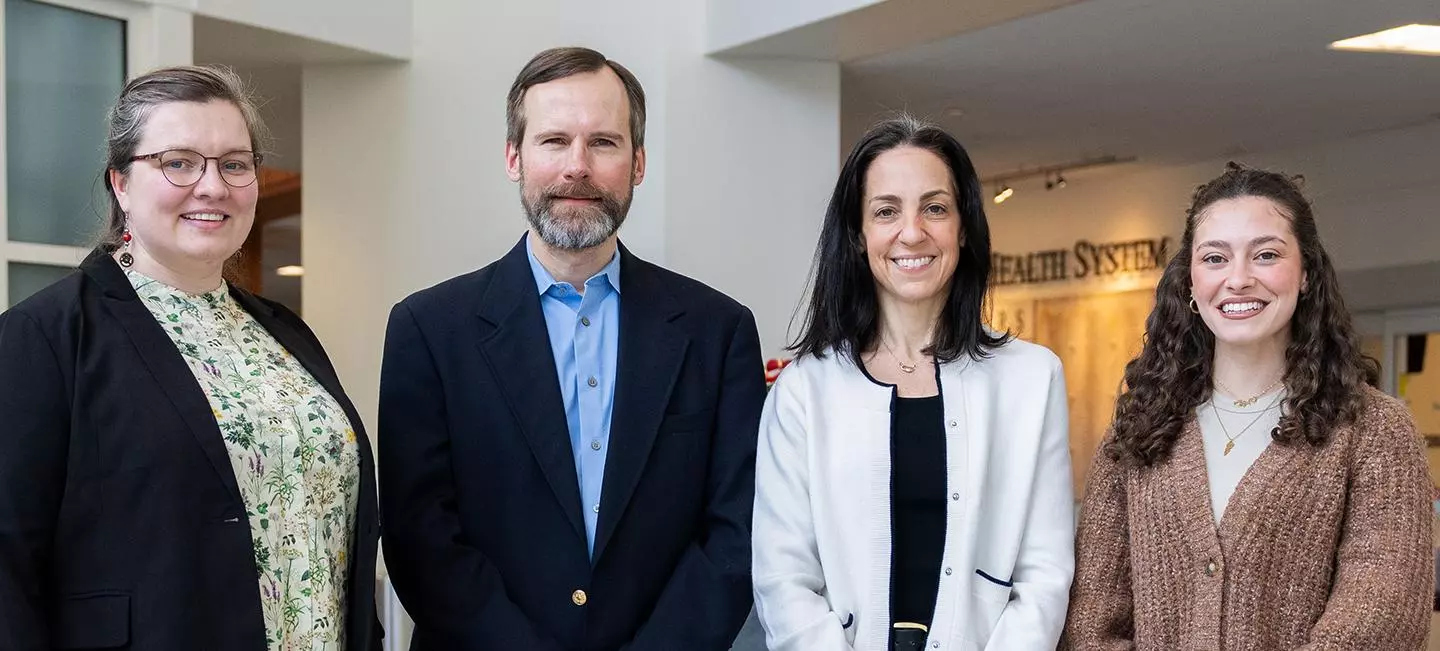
[982,154,1135,202]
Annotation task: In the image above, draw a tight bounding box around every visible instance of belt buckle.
[892,622,929,650]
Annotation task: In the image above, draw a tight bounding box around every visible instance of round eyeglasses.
[130,149,263,188]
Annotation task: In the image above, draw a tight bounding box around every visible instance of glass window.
[5,0,125,246]
[7,260,72,306]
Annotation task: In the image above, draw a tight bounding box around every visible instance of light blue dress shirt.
[526,238,621,557]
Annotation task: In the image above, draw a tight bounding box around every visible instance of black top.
[891,394,948,627]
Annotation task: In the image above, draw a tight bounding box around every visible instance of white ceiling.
[193,16,392,66]
[843,0,1440,174]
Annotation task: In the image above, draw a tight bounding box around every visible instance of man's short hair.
[506,47,647,149]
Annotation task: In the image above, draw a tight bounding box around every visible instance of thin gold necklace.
[880,338,918,374]
[1211,390,1284,456]
[1214,376,1284,408]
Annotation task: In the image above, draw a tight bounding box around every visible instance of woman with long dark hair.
[1063,164,1432,649]
[752,115,1075,651]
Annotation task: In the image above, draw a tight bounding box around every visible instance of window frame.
[1356,307,1440,396]
[0,0,167,306]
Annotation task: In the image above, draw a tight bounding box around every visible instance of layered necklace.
[1211,387,1285,456]
[1214,376,1284,408]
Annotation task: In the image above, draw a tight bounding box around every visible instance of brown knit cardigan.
[1062,386,1434,650]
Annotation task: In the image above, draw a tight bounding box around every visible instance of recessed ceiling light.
[1330,24,1440,57]
[276,265,304,277]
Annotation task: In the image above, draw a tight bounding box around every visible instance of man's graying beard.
[521,175,633,251]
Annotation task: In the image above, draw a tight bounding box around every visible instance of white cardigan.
[752,340,1074,651]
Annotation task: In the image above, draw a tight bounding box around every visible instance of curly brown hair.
[1108,163,1379,467]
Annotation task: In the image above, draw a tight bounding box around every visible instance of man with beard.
[378,47,764,651]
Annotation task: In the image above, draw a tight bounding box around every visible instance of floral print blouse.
[129,270,360,651]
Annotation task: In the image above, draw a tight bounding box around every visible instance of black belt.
[893,622,928,651]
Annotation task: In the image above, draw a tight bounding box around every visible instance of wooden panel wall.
[1024,289,1154,495]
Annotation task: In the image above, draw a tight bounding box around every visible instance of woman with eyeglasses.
[0,65,380,651]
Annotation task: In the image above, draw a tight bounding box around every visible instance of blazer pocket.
[967,571,1013,646]
[974,568,1013,590]
[659,409,714,435]
[54,592,130,649]
[835,611,857,646]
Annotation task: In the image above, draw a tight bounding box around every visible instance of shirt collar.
[525,235,622,296]
[124,267,229,306]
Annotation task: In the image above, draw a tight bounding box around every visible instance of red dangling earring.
[119,222,134,268]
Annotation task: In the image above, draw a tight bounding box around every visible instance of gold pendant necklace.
[881,338,918,374]
[1214,376,1284,408]
[1212,390,1284,456]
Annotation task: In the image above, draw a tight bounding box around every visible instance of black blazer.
[379,236,764,651]
[0,250,381,651]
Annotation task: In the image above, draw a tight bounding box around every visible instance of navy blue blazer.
[379,236,764,651]
[0,250,381,650]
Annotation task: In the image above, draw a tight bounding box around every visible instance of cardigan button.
[1204,560,1218,576]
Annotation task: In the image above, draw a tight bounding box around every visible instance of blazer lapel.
[82,250,242,502]
[593,246,688,561]
[475,237,586,541]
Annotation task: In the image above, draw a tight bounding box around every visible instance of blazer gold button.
[572,589,588,606]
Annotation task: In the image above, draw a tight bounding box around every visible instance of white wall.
[130,3,192,69]
[302,63,412,433]
[236,64,302,170]
[300,0,843,433]
[705,0,881,53]
[662,56,839,356]
[667,1,841,359]
[177,0,410,60]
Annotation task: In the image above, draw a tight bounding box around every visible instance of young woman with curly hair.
[1061,164,1433,650]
